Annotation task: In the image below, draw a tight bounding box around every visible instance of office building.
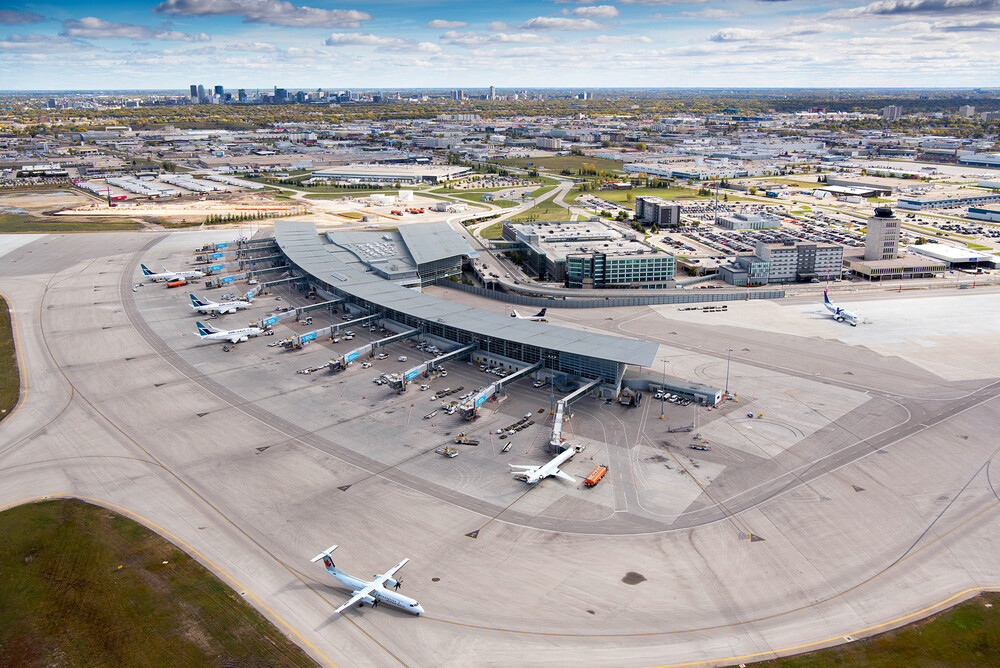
[536,137,563,150]
[501,220,674,288]
[882,105,902,121]
[452,89,464,101]
[214,85,224,98]
[959,105,975,118]
[197,84,205,103]
[720,241,843,285]
[634,196,681,228]
[489,85,495,100]
[189,84,198,101]
[863,206,901,260]
[238,89,247,102]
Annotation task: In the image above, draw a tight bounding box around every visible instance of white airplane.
[195,320,263,344]
[141,263,205,282]
[311,545,424,615]
[189,292,252,316]
[509,445,583,484]
[823,290,860,327]
[510,307,547,322]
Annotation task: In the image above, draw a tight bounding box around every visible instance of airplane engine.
[238,335,249,342]
[374,575,399,588]
[359,595,377,607]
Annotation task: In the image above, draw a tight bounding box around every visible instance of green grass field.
[508,196,572,223]
[0,499,318,668]
[0,296,17,422]
[448,192,519,208]
[480,221,504,239]
[494,155,625,173]
[0,214,142,233]
[569,186,711,209]
[751,592,1000,667]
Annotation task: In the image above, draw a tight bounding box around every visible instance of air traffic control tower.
[273,221,658,391]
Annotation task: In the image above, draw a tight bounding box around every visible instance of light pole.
[659,358,666,419]
[724,347,734,399]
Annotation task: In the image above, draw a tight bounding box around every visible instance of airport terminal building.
[273,221,658,389]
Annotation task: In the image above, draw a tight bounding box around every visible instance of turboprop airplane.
[141,264,205,282]
[510,307,547,322]
[311,544,424,615]
[195,320,262,344]
[823,290,860,327]
[189,293,252,316]
[509,445,583,484]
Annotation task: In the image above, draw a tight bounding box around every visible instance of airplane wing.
[378,558,409,583]
[229,335,242,343]
[335,584,379,614]
[552,469,576,483]
[508,464,538,472]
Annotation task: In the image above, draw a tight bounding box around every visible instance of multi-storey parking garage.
[273,220,658,390]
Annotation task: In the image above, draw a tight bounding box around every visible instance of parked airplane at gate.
[510,307,547,322]
[311,544,424,615]
[141,264,205,282]
[195,320,263,343]
[823,290,860,327]
[509,445,583,484]
[190,293,252,315]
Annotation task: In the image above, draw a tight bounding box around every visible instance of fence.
[440,282,785,308]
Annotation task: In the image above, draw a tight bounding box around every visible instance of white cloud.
[154,0,373,28]
[61,17,210,42]
[709,28,764,42]
[0,10,44,25]
[426,19,467,29]
[828,0,998,19]
[566,5,620,19]
[325,32,406,46]
[487,21,511,31]
[595,34,652,43]
[519,17,604,30]
[0,32,93,53]
[224,41,277,52]
[440,30,558,46]
[681,8,742,19]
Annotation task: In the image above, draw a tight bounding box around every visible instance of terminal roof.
[274,221,658,367]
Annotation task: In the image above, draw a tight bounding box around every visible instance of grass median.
[0,499,318,668]
[0,296,16,421]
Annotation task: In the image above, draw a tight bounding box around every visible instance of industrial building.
[897,192,1000,211]
[715,211,781,231]
[906,243,997,270]
[864,206,901,261]
[634,196,681,227]
[500,220,675,288]
[309,164,471,184]
[273,221,658,390]
[969,206,1000,222]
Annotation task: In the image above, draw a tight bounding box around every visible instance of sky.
[1,0,999,90]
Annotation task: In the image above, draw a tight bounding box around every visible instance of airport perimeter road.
[5,232,1000,668]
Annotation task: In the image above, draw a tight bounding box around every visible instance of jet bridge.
[549,378,602,450]
[387,343,477,393]
[251,298,346,328]
[458,361,543,420]
[329,328,421,371]
[275,311,381,350]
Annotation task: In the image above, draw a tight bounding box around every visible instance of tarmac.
[3,229,1000,667]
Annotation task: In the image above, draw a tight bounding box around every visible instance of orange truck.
[584,465,608,487]
[166,279,188,288]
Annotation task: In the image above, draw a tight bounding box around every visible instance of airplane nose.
[415,605,425,615]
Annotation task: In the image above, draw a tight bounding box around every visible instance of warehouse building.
[310,164,471,184]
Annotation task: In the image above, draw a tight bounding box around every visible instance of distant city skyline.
[2,0,1000,90]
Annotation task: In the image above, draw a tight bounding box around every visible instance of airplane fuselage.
[194,301,249,315]
[511,445,579,483]
[330,570,423,614]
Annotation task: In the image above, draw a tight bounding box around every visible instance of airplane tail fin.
[140,264,153,276]
[823,290,831,305]
[510,309,519,318]
[310,544,339,570]
[195,321,216,337]
[535,308,546,318]
[190,293,207,308]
